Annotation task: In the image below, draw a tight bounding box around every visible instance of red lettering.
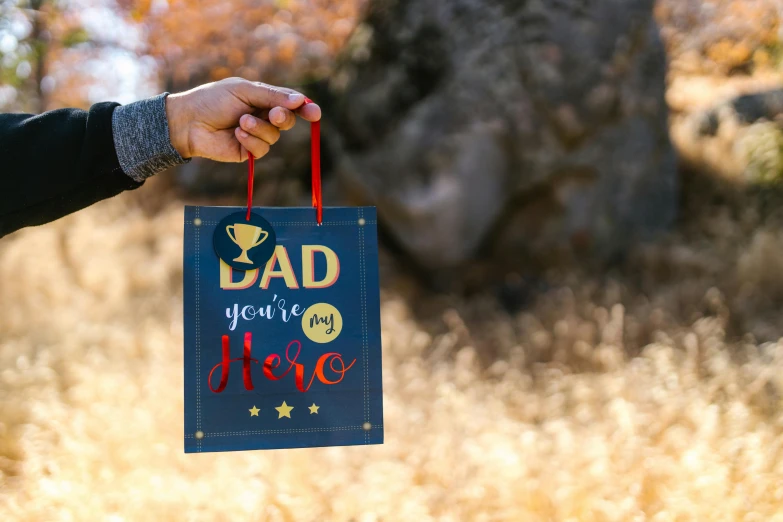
[211,333,356,393]
[207,332,258,392]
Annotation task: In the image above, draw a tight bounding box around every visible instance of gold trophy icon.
[226,223,269,264]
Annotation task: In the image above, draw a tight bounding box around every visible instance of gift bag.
[182,107,383,452]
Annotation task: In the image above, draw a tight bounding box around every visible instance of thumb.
[237,80,305,111]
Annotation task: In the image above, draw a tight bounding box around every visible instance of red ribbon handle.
[245,98,322,224]
[246,151,255,221]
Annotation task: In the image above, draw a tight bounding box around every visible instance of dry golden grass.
[1,175,783,521]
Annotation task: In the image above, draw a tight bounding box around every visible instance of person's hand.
[165,77,321,162]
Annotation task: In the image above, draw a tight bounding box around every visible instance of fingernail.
[289,93,304,103]
[242,115,255,128]
[238,130,249,138]
[272,112,284,124]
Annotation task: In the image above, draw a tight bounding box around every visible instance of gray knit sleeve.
[111,93,189,183]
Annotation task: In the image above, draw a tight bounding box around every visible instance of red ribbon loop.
[246,152,255,221]
[245,98,322,224]
[304,97,322,225]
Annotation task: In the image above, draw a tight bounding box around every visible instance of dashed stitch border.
[186,209,378,448]
[359,208,369,444]
[185,425,384,438]
[195,208,202,452]
[185,221,376,226]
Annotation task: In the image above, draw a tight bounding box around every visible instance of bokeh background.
[2,0,783,520]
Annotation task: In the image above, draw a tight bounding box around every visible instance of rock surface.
[329,0,677,269]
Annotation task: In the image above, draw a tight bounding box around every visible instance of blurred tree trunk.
[27,0,48,113]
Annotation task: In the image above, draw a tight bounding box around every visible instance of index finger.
[296,102,321,122]
[238,80,305,111]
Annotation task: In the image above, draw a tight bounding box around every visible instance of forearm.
[0,95,187,238]
[0,78,320,238]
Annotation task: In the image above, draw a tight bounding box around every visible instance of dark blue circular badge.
[213,211,276,271]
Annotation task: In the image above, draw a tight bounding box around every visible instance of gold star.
[249,405,260,416]
[308,403,320,414]
[275,401,293,419]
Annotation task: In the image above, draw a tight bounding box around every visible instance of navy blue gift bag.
[183,107,383,452]
[183,206,384,452]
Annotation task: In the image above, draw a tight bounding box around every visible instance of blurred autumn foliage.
[2,0,779,114]
[656,0,782,76]
[0,0,94,112]
[0,0,363,113]
[131,0,365,90]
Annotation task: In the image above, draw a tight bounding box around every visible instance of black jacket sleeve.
[0,102,142,238]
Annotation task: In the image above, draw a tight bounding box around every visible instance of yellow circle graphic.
[301,303,343,344]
